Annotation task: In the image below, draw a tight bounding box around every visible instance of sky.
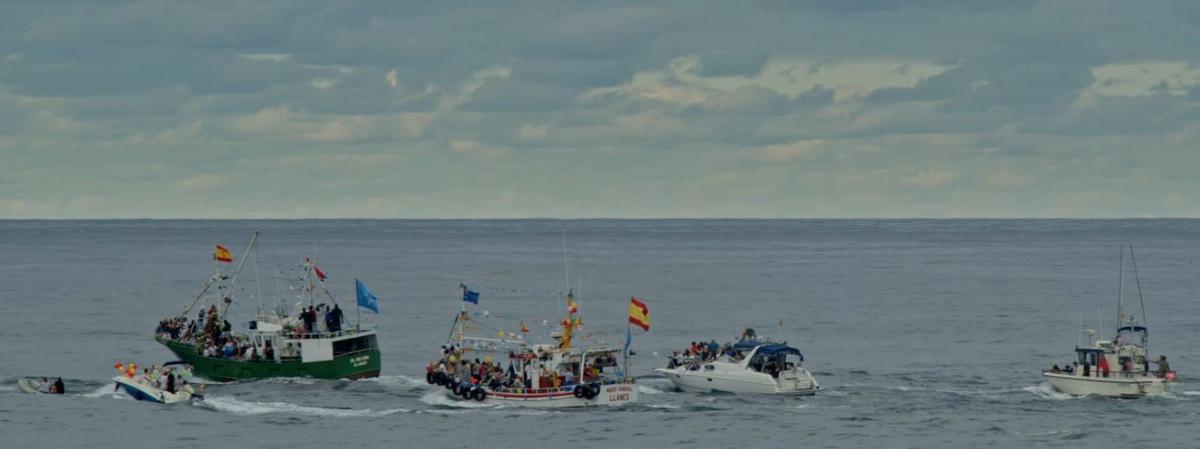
[1,0,1199,218]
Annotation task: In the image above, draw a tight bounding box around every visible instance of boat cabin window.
[333,335,377,356]
[1115,327,1148,346]
[749,350,802,378]
[1076,350,1102,366]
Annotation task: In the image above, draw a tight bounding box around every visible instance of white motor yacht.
[656,341,818,395]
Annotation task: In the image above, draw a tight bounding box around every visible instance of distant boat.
[655,332,819,395]
[1042,245,1177,398]
[16,377,63,395]
[155,231,381,381]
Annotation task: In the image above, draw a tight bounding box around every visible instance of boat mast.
[1116,244,1124,333]
[222,231,259,319]
[1129,245,1148,332]
[179,275,218,319]
[254,235,263,318]
[561,223,570,314]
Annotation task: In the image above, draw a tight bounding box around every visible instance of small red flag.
[314,265,327,281]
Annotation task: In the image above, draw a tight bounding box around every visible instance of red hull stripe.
[489,391,578,399]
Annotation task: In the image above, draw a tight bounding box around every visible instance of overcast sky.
[1,0,1198,218]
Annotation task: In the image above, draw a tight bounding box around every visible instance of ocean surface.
[2,219,1198,448]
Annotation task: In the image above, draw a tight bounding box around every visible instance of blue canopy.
[755,344,803,360]
[1116,325,1148,333]
[734,338,786,351]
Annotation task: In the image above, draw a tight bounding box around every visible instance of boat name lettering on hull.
[606,385,634,402]
[351,355,371,367]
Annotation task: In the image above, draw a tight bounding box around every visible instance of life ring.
[452,382,464,396]
[472,388,486,401]
[460,386,474,399]
[573,385,586,398]
[426,372,435,384]
[583,384,599,400]
[444,378,456,390]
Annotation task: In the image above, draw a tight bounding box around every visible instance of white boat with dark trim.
[656,337,818,395]
[111,361,204,404]
[1042,245,1177,398]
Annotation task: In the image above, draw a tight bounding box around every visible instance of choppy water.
[2,219,1199,448]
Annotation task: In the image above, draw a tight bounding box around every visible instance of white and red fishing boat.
[424,286,643,408]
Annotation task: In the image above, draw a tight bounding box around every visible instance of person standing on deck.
[1156,356,1171,377]
[301,307,314,333]
[330,305,344,332]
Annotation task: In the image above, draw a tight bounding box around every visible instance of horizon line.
[0,216,1196,221]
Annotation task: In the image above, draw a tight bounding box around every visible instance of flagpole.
[625,322,632,379]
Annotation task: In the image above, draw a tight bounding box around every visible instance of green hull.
[156,338,381,382]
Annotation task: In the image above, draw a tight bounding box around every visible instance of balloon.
[482,310,490,317]
[114,362,122,369]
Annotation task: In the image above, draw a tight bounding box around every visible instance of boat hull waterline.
[111,376,197,404]
[1042,372,1168,398]
[442,381,639,408]
[157,338,381,382]
[655,367,818,395]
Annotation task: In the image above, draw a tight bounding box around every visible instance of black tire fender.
[584,384,599,400]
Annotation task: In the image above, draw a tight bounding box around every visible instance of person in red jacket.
[1098,355,1110,378]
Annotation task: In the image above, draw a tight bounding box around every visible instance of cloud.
[902,169,959,188]
[231,105,433,143]
[174,173,236,192]
[752,140,825,161]
[2,0,1198,218]
[385,69,399,89]
[237,53,293,63]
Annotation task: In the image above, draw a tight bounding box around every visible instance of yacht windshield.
[1115,327,1148,346]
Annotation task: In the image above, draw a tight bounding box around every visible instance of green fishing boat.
[154,231,382,381]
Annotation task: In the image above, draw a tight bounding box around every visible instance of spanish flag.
[628,297,650,331]
[214,244,233,263]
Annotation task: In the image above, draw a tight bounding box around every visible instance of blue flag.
[461,284,480,304]
[355,279,379,313]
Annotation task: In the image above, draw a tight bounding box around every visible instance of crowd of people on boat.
[294,304,345,335]
[1048,355,1172,379]
[427,344,613,392]
[155,305,277,362]
[665,339,742,369]
[154,302,353,362]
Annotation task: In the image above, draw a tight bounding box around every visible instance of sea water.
[1,219,1198,448]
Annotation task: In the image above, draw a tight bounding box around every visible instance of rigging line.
[254,234,263,318]
[1117,244,1124,327]
[561,222,570,300]
[1129,245,1148,330]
